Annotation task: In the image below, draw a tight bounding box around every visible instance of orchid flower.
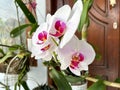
[31,22,59,60]
[30,1,37,10]
[57,35,95,76]
[48,0,83,48]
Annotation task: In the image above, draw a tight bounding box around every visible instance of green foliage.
[43,60,59,68]
[15,80,30,90]
[20,81,30,90]
[65,75,85,83]
[0,44,30,64]
[10,24,32,38]
[29,23,39,35]
[95,54,102,61]
[0,82,10,90]
[87,80,106,90]
[15,0,36,24]
[78,0,93,31]
[8,45,23,51]
[14,66,29,90]
[91,44,102,61]
[10,23,39,38]
[0,51,14,63]
[10,0,39,38]
[115,78,120,83]
[0,48,5,56]
[49,67,72,90]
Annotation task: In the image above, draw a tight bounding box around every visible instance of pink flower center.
[37,31,47,44]
[41,44,50,52]
[70,52,84,69]
[50,20,66,37]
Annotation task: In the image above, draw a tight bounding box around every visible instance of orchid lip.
[37,31,48,44]
[41,44,50,52]
[50,20,66,37]
[70,52,84,69]
[50,32,62,37]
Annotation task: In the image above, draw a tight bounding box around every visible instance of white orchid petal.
[79,62,88,71]
[32,45,52,61]
[59,23,78,48]
[78,40,96,65]
[65,36,95,65]
[71,0,83,13]
[57,47,72,70]
[32,23,48,46]
[68,0,83,21]
[40,52,53,61]
[69,67,81,76]
[58,35,95,75]
[69,62,88,76]
[60,1,83,48]
[54,5,71,21]
[60,35,79,51]
[60,61,69,70]
[48,17,58,34]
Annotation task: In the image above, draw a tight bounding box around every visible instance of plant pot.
[71,82,87,90]
[0,57,29,88]
[0,73,27,87]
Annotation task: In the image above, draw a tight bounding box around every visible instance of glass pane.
[0,0,25,52]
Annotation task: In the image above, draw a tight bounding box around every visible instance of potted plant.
[0,0,31,89]
[26,0,95,90]
[10,0,94,90]
[2,0,120,90]
[0,43,30,89]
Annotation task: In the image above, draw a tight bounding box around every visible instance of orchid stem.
[15,2,23,45]
[52,52,58,63]
[51,37,59,46]
[0,44,11,48]
[0,82,8,87]
[81,24,87,41]
[85,76,120,88]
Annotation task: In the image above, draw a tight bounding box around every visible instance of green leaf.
[0,52,14,63]
[21,81,30,90]
[10,24,32,38]
[30,23,39,35]
[90,44,102,61]
[0,48,5,56]
[0,82,9,90]
[15,0,36,23]
[9,45,22,51]
[49,68,72,90]
[65,75,85,83]
[87,80,106,90]
[115,78,120,83]
[14,83,18,90]
[78,0,93,31]
[95,54,102,61]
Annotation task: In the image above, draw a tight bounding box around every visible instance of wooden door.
[46,0,120,90]
[88,0,120,90]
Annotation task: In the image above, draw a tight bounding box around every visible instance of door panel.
[46,0,120,90]
[88,0,119,90]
